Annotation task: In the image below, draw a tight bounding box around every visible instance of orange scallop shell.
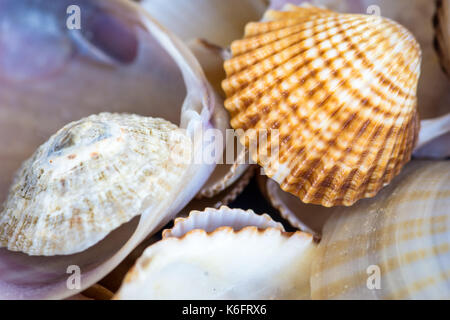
[222,5,421,207]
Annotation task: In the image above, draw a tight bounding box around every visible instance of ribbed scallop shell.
[0,113,192,256]
[311,161,450,299]
[222,5,421,206]
[115,207,315,299]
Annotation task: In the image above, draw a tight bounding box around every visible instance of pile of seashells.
[0,0,449,300]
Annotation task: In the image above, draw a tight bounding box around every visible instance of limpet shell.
[0,113,192,256]
[222,4,421,206]
[311,161,450,299]
[115,206,315,299]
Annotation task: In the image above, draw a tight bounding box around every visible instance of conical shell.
[0,113,192,256]
[115,207,315,299]
[311,161,450,299]
[222,5,421,206]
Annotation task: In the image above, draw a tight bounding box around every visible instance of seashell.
[257,174,334,237]
[270,0,450,120]
[81,284,114,300]
[182,166,257,217]
[115,206,316,299]
[413,112,450,159]
[163,206,285,238]
[222,4,422,206]
[434,0,450,77]
[0,0,225,299]
[0,113,191,256]
[187,39,251,199]
[311,161,450,299]
[140,0,268,47]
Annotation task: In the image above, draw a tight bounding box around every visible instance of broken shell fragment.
[222,4,421,207]
[0,113,192,256]
[115,206,316,299]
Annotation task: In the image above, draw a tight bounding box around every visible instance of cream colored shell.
[0,113,192,256]
[311,161,450,299]
[222,5,421,206]
[115,206,315,299]
[435,0,450,76]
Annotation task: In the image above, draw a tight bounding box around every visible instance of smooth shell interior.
[115,207,315,300]
[0,0,220,299]
[187,39,251,198]
[0,0,188,205]
[140,0,269,47]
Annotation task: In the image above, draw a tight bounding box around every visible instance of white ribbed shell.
[115,206,315,299]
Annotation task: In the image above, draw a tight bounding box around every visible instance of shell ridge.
[223,6,421,206]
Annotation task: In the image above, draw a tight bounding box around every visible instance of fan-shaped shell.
[115,206,315,299]
[0,113,192,256]
[222,5,421,206]
[311,161,450,299]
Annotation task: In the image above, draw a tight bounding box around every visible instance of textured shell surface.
[271,0,450,120]
[311,161,450,299]
[0,0,225,300]
[115,206,315,300]
[258,174,334,236]
[435,0,450,77]
[163,206,285,238]
[0,113,192,256]
[222,4,421,207]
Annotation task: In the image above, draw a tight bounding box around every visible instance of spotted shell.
[115,206,315,299]
[222,4,421,207]
[0,113,192,256]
